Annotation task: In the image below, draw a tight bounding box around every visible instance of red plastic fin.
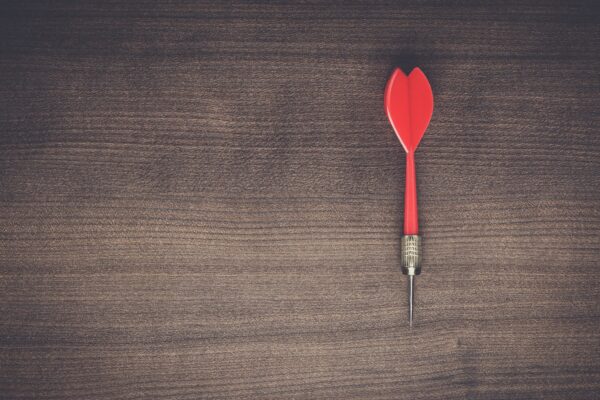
[384,67,434,153]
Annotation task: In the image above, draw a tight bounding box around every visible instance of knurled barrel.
[401,235,421,276]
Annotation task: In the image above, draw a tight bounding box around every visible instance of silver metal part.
[408,275,414,327]
[401,235,421,326]
[400,235,421,276]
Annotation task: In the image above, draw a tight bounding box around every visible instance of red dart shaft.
[404,151,418,235]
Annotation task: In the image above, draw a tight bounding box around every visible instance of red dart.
[384,67,434,325]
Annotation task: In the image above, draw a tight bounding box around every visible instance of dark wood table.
[1,1,599,398]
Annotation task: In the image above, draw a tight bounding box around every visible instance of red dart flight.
[384,67,434,325]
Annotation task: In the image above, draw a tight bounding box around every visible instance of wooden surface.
[1,1,599,399]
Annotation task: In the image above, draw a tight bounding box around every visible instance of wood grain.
[1,1,599,399]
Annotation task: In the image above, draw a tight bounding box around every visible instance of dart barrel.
[401,235,421,276]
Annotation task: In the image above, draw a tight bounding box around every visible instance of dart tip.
[408,275,414,327]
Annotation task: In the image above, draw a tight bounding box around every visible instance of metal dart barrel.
[401,235,421,326]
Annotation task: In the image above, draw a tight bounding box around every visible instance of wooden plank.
[0,1,599,398]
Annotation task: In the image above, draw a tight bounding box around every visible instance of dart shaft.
[404,151,418,235]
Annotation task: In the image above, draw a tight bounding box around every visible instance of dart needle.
[408,275,414,327]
